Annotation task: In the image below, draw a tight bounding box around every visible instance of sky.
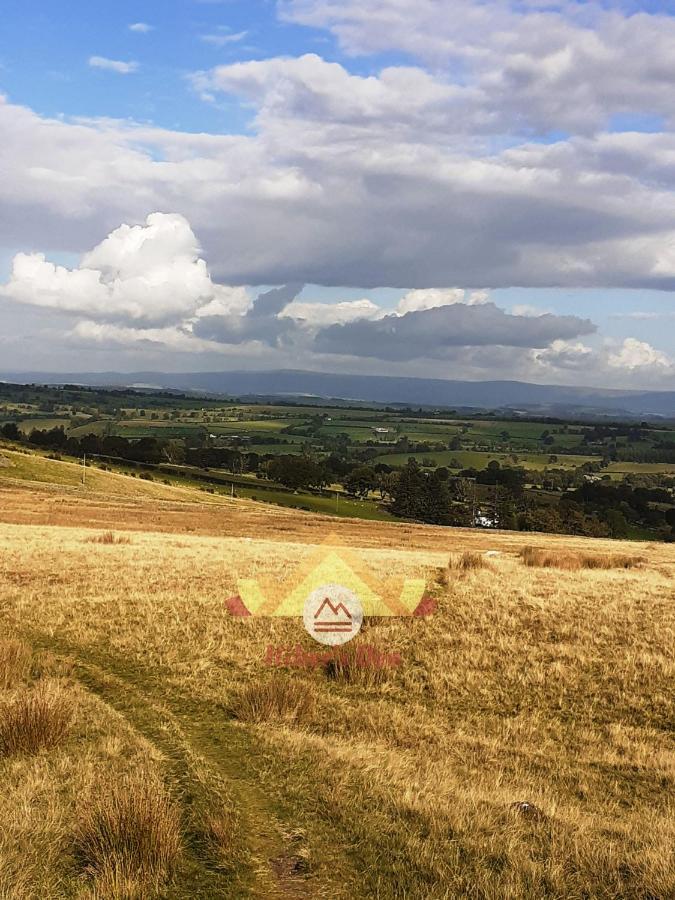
[1,0,675,390]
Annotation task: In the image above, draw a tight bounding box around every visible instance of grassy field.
[0,446,393,522]
[0,448,236,504]
[606,461,675,475]
[16,417,72,433]
[0,462,673,898]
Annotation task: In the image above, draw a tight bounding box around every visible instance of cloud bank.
[5,211,670,388]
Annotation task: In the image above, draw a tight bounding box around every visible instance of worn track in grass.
[22,629,351,899]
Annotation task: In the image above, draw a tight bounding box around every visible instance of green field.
[231,485,393,519]
[3,386,674,492]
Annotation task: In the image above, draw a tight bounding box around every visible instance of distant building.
[373,426,396,444]
[475,511,498,528]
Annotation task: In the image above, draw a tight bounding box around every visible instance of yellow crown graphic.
[232,535,428,617]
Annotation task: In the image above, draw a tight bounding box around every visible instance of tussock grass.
[519,545,643,570]
[74,774,182,895]
[86,530,131,545]
[0,639,31,690]
[323,648,394,688]
[0,680,73,756]
[228,676,315,724]
[449,551,488,572]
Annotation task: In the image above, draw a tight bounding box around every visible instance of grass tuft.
[0,680,73,756]
[74,774,182,894]
[448,551,488,572]
[519,546,643,570]
[86,531,132,545]
[323,647,393,687]
[228,676,315,724]
[0,639,32,690]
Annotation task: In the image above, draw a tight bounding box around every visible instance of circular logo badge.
[303,584,363,646]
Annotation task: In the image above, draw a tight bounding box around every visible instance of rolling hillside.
[3,369,675,417]
[0,460,673,898]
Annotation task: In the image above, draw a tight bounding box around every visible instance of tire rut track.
[21,630,320,899]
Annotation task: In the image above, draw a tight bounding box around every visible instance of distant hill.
[2,369,674,419]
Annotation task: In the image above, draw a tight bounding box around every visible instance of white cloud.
[192,53,470,140]
[200,30,248,46]
[281,297,383,326]
[1,213,224,325]
[195,285,251,318]
[511,304,550,317]
[534,339,595,371]
[72,320,194,349]
[396,289,488,315]
[279,0,675,134]
[607,337,672,370]
[533,337,674,385]
[88,56,139,74]
[128,23,153,34]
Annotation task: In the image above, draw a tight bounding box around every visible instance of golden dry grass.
[74,773,182,896]
[86,530,132,545]
[449,550,489,571]
[519,545,644,570]
[0,638,32,689]
[0,475,673,897]
[0,680,73,757]
[322,645,395,687]
[228,676,316,724]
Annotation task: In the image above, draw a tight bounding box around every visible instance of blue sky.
[1,1,298,132]
[0,0,674,387]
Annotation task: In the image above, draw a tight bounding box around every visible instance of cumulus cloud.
[396,289,488,315]
[607,337,672,370]
[1,213,223,325]
[129,23,153,33]
[192,53,470,140]
[194,286,251,318]
[532,337,675,386]
[279,0,675,134]
[88,56,139,74]
[281,298,382,326]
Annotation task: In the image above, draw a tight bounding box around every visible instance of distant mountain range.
[2,369,674,419]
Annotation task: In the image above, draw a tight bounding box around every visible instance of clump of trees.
[389,460,456,525]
